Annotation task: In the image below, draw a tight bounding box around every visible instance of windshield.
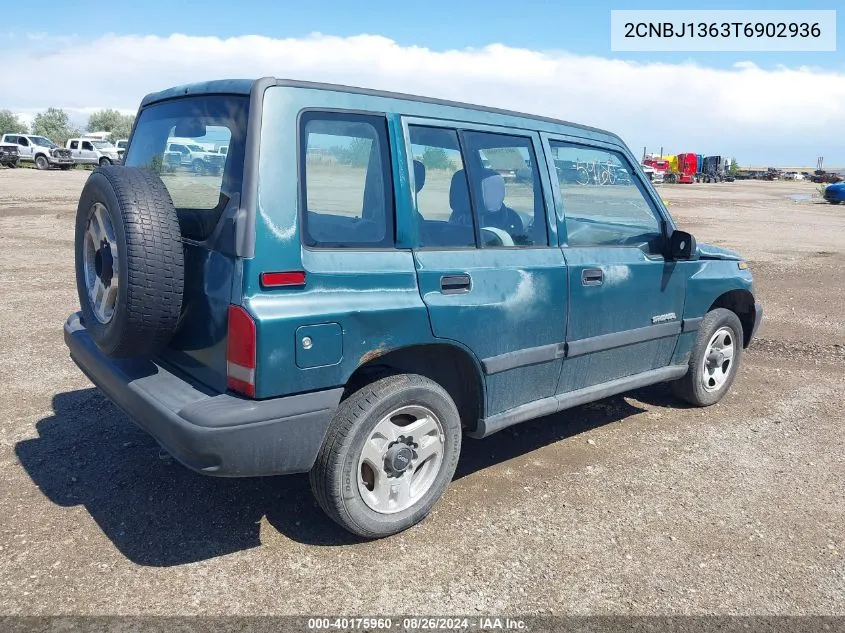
[29,136,57,148]
[124,95,248,241]
[92,141,115,149]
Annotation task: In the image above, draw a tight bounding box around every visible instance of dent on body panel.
[685,259,753,318]
[601,264,631,286]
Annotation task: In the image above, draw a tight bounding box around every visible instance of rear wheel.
[672,308,743,407]
[310,374,462,538]
[60,164,73,171]
[35,155,49,170]
[192,159,206,175]
[99,157,112,167]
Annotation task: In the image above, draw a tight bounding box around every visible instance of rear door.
[16,137,32,159]
[544,137,686,393]
[69,140,81,161]
[405,119,568,417]
[81,140,97,164]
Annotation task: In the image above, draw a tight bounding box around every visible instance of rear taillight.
[226,305,256,397]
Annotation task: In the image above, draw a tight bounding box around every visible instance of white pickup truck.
[0,134,74,170]
[66,138,122,167]
[165,139,224,174]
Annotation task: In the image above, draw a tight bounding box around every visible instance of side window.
[461,131,548,248]
[82,141,93,151]
[550,142,663,252]
[19,137,29,147]
[5,136,16,144]
[300,112,394,249]
[408,125,474,248]
[69,141,78,150]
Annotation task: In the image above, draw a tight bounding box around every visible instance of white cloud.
[3,32,844,165]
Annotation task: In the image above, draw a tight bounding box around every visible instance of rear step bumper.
[63,312,343,477]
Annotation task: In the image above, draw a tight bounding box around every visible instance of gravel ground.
[0,169,842,616]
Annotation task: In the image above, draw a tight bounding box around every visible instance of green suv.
[64,78,762,538]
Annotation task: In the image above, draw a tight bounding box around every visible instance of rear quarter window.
[299,111,395,249]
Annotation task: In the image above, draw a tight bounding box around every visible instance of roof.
[139,77,621,143]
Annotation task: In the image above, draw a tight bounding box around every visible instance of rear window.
[124,95,248,241]
[299,111,394,249]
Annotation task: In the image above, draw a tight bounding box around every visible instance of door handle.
[581,268,604,286]
[440,274,471,294]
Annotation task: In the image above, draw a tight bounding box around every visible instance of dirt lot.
[0,169,842,615]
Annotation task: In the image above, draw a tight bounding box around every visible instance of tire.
[310,374,462,538]
[35,155,49,170]
[192,159,206,175]
[829,201,841,205]
[99,157,112,167]
[74,166,184,358]
[60,164,72,171]
[672,308,744,407]
[9,160,18,169]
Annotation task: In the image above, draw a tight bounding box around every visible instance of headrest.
[413,159,426,194]
[479,169,505,212]
[450,169,470,213]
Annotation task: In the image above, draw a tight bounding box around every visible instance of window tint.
[408,126,474,248]
[300,112,394,249]
[19,137,29,147]
[124,95,247,241]
[551,142,662,252]
[6,136,17,144]
[82,141,93,151]
[69,141,78,150]
[461,131,548,248]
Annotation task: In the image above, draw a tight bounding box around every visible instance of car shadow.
[15,384,679,566]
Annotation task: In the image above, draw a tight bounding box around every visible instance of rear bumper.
[64,312,343,477]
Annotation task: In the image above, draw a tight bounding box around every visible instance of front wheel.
[99,157,112,167]
[192,159,206,175]
[35,155,49,170]
[672,308,744,407]
[310,374,462,538]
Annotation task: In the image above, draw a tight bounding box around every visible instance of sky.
[2,0,843,166]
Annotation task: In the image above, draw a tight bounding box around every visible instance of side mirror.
[668,230,696,260]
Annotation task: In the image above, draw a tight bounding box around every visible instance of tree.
[31,108,79,145]
[87,109,134,142]
[420,146,454,171]
[0,110,28,136]
[728,158,739,177]
[331,137,372,167]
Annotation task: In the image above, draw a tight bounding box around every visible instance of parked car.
[66,138,122,167]
[0,141,19,168]
[0,133,73,170]
[64,78,763,538]
[165,139,224,174]
[823,182,845,204]
[811,170,843,184]
[115,139,129,160]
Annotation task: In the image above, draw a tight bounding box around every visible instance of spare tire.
[74,166,184,358]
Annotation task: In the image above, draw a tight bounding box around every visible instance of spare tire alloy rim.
[82,202,119,324]
[702,326,735,392]
[358,405,445,514]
